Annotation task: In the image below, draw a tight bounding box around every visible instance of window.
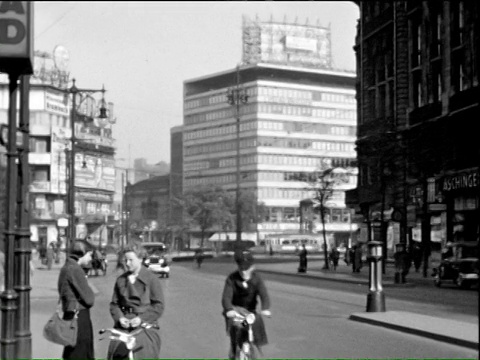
[412,70,423,108]
[86,202,97,214]
[32,167,50,181]
[30,137,50,153]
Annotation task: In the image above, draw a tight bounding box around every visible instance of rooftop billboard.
[242,16,332,70]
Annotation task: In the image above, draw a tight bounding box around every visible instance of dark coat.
[109,266,165,359]
[222,270,270,347]
[57,256,95,359]
[298,248,308,272]
[58,256,95,312]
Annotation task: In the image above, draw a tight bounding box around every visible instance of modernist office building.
[181,17,358,243]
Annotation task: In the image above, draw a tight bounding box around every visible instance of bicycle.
[227,307,271,360]
[99,322,159,360]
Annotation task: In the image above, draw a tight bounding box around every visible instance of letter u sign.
[0,1,34,75]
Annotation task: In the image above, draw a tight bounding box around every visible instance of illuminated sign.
[0,1,33,74]
[242,16,332,69]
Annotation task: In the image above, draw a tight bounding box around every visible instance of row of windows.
[261,207,352,224]
[258,187,346,201]
[183,168,358,188]
[184,86,355,110]
[32,195,111,216]
[184,120,355,141]
[363,1,478,123]
[184,156,356,173]
[184,136,355,156]
[185,103,356,125]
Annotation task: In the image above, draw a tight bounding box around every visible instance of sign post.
[0,2,34,359]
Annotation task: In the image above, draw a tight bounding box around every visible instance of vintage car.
[432,242,479,289]
[144,254,170,278]
[141,242,170,278]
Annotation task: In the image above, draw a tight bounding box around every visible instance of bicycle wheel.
[237,342,256,360]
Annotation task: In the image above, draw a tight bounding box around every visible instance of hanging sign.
[0,1,34,75]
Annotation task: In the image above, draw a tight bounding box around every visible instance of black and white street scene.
[1,2,479,359]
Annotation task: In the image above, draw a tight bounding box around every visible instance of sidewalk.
[254,257,479,350]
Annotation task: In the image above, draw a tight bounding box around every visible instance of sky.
[34,1,359,168]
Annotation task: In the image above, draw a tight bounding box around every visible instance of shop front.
[440,168,479,243]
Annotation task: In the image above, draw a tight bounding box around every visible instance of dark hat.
[234,250,254,270]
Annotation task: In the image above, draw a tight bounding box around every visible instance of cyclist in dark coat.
[221,250,271,359]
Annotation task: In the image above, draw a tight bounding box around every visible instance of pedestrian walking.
[108,241,165,359]
[57,240,95,359]
[351,244,363,273]
[394,244,412,283]
[328,247,340,271]
[412,242,422,272]
[46,243,55,270]
[297,244,308,273]
[194,248,204,268]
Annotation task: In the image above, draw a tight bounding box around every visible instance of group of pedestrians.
[296,243,364,274]
[55,241,270,360]
[56,240,165,360]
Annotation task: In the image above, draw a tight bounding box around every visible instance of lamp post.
[66,79,108,254]
[227,64,249,249]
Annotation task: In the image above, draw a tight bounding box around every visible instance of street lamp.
[366,240,386,312]
[66,79,108,254]
[227,64,249,249]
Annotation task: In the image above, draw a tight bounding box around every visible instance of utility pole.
[66,80,108,254]
[227,65,249,249]
[15,75,32,357]
[121,168,130,247]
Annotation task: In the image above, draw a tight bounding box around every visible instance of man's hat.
[234,250,254,270]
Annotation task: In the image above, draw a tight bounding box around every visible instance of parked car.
[432,241,479,289]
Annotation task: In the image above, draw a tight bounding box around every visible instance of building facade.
[182,18,357,244]
[124,175,170,243]
[349,1,479,257]
[0,48,116,249]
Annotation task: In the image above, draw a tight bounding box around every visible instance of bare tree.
[306,168,343,270]
[177,184,231,247]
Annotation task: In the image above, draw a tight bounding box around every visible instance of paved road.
[9,255,479,358]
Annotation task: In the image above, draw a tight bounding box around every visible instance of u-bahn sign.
[0,1,34,75]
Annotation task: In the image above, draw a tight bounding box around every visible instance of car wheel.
[455,275,471,289]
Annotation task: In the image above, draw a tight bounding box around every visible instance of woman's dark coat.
[57,255,95,359]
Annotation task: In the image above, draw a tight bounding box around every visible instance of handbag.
[43,300,78,347]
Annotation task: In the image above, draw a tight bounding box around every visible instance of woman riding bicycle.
[221,250,271,359]
[108,242,165,359]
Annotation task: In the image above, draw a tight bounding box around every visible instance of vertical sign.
[0,1,33,75]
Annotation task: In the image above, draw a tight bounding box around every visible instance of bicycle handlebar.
[99,322,159,336]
